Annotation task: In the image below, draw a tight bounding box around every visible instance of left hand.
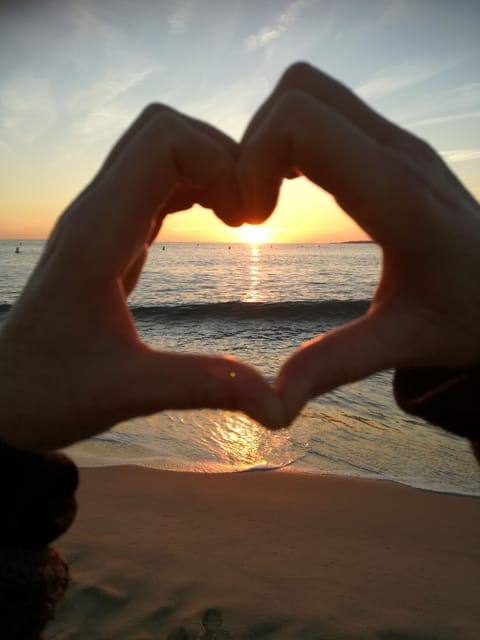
[237,62,480,424]
[0,105,284,452]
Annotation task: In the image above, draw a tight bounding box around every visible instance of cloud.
[67,1,118,42]
[0,71,56,145]
[182,73,273,140]
[169,0,195,35]
[440,149,480,163]
[69,67,157,139]
[356,56,464,101]
[76,107,132,139]
[441,83,480,112]
[446,82,480,96]
[69,67,155,113]
[405,110,480,128]
[245,0,306,51]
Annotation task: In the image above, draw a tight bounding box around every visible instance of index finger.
[238,89,388,234]
[57,107,243,279]
[242,62,408,148]
[89,104,239,194]
[237,84,438,251]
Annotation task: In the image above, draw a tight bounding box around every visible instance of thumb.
[121,348,285,429]
[275,312,396,424]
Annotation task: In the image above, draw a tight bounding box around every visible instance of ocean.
[1,239,479,496]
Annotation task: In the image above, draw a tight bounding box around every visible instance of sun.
[238,224,271,244]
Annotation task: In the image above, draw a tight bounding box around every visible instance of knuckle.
[415,138,443,166]
[270,88,310,133]
[141,104,189,139]
[140,102,170,121]
[277,87,307,110]
[279,61,314,90]
[151,108,184,130]
[393,130,438,165]
[144,109,192,153]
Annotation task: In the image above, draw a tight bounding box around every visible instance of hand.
[0,105,284,452]
[238,62,480,423]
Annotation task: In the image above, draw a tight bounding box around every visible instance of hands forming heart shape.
[1,63,480,452]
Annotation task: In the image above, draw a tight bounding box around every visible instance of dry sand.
[48,467,480,639]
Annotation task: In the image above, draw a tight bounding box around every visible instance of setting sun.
[238,225,271,244]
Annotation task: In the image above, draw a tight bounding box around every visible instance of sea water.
[1,239,479,496]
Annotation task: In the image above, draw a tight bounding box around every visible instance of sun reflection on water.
[212,413,267,467]
[199,410,293,470]
[246,243,264,303]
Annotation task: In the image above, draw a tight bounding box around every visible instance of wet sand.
[48,466,480,639]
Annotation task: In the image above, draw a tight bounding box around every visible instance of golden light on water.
[245,243,263,303]
[238,224,271,244]
[214,413,268,468]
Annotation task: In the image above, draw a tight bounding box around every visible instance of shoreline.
[49,465,480,639]
[64,458,480,499]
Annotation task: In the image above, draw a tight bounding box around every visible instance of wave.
[0,299,371,325]
[0,303,11,322]
[131,299,371,323]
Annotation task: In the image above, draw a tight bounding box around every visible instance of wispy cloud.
[446,82,480,97]
[75,107,132,139]
[245,0,307,51]
[440,149,480,163]
[0,71,56,145]
[183,73,271,140]
[441,83,480,113]
[169,0,195,35]
[69,67,155,114]
[70,67,157,139]
[406,110,480,128]
[356,56,464,101]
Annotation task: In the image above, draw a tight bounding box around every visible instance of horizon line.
[0,238,373,245]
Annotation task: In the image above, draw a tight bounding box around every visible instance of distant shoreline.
[330,240,374,244]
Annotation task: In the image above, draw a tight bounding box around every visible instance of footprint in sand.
[198,608,230,639]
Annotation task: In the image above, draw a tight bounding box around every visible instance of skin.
[0,105,284,452]
[1,63,479,450]
[238,62,480,424]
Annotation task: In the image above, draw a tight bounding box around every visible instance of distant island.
[330,240,374,244]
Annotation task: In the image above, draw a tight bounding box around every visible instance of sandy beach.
[48,467,480,639]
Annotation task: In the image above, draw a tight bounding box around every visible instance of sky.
[0,0,479,243]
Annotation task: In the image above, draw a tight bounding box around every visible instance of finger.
[88,105,244,226]
[119,349,286,429]
[275,311,397,424]
[242,61,408,148]
[239,88,381,224]
[122,246,148,297]
[61,109,243,278]
[89,104,239,193]
[238,88,421,246]
[123,184,205,295]
[98,108,244,239]
[123,184,210,291]
[162,184,205,216]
